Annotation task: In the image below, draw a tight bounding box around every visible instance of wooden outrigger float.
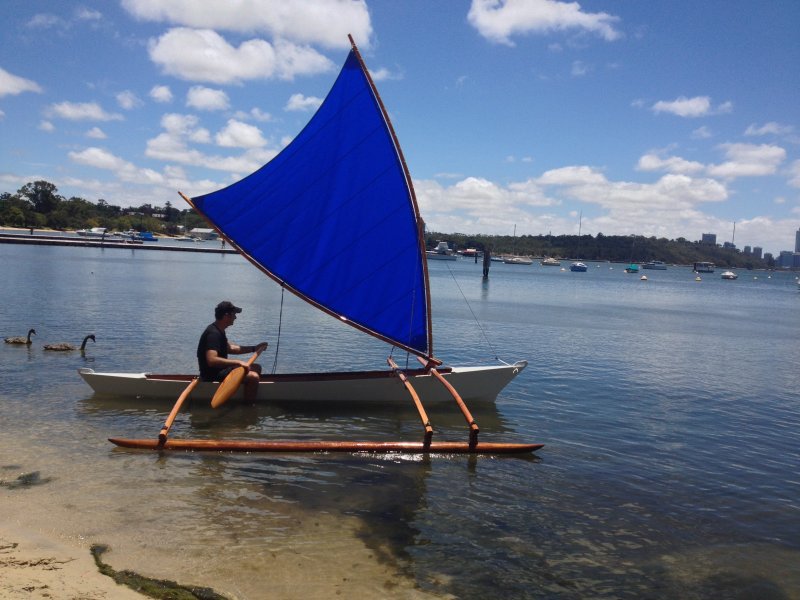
[107,37,542,456]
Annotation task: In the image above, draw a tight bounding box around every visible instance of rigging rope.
[270,286,285,374]
[444,261,502,363]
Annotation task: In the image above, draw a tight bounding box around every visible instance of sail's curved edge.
[182,39,432,358]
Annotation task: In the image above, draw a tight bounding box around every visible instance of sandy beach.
[1,523,146,600]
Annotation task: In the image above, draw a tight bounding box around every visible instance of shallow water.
[1,243,799,599]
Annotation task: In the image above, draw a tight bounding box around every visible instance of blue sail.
[187,45,432,357]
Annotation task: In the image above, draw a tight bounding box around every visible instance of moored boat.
[642,260,667,270]
[624,263,640,273]
[100,36,540,454]
[76,227,110,237]
[694,261,715,273]
[721,271,738,280]
[80,362,527,404]
[541,257,561,266]
[426,240,457,260]
[569,261,587,272]
[503,255,533,265]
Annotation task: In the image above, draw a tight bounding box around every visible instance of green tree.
[18,180,61,214]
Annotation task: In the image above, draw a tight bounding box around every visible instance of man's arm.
[228,341,268,355]
[206,348,251,371]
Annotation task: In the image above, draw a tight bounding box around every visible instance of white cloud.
[144,112,278,174]
[86,127,107,139]
[116,90,142,110]
[233,107,272,122]
[75,7,102,21]
[38,120,55,132]
[285,93,323,112]
[652,96,708,117]
[26,13,65,29]
[45,101,124,121]
[371,67,403,82]
[0,67,43,97]
[121,0,372,49]
[691,126,712,139]
[69,147,180,188]
[159,113,211,142]
[707,143,786,179]
[531,167,732,240]
[150,85,173,103]
[745,122,793,137]
[70,147,131,171]
[467,0,621,46]
[215,119,267,148]
[571,60,589,76]
[651,96,732,118]
[186,86,230,111]
[537,165,606,186]
[636,153,705,175]
[148,28,333,84]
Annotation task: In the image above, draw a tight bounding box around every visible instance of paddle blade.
[210,367,246,408]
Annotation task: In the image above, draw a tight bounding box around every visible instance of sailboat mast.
[348,35,434,360]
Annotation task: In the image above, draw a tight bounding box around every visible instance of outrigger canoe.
[104,37,543,454]
[80,362,528,404]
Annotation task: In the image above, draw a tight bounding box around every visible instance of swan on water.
[5,329,36,344]
[44,334,96,352]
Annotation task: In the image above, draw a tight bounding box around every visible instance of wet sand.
[1,523,147,599]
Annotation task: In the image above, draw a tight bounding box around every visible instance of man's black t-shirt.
[197,323,228,381]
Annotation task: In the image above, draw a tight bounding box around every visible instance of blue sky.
[1,0,798,255]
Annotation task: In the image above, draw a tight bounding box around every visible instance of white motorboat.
[721,271,738,280]
[541,257,561,266]
[426,240,458,260]
[503,255,533,265]
[76,227,111,237]
[569,262,588,272]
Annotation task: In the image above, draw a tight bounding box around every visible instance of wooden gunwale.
[145,366,454,383]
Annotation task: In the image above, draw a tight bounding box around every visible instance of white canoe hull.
[78,362,527,404]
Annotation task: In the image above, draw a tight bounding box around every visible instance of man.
[197,300,268,402]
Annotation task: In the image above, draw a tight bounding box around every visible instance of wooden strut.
[418,357,479,448]
[388,357,433,448]
[158,377,199,447]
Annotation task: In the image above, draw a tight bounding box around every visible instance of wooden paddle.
[210,347,264,409]
[158,377,199,447]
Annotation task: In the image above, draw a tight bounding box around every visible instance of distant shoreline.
[0,229,236,255]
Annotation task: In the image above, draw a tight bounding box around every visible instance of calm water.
[1,243,799,599]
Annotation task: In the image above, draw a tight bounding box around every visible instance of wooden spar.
[387,357,433,447]
[158,377,199,447]
[110,438,543,454]
[418,356,479,448]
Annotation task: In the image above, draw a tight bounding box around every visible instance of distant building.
[753,247,763,259]
[701,233,717,245]
[743,245,751,255]
[764,252,773,264]
[776,251,800,268]
[795,228,800,252]
[722,241,737,250]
